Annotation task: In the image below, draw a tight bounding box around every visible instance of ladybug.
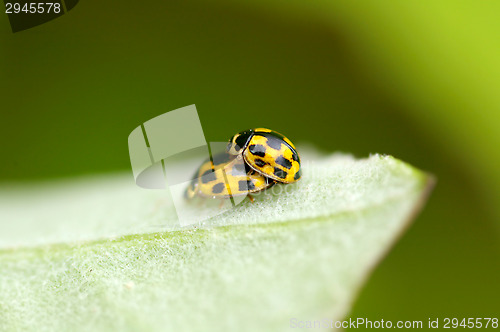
[226,128,301,183]
[185,152,275,200]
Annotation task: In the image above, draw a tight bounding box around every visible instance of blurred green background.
[1,0,499,323]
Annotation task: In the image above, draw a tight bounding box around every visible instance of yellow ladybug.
[226,128,301,183]
[185,152,275,199]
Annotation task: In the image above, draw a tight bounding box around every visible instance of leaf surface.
[0,154,433,332]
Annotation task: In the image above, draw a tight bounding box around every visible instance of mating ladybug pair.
[185,128,301,200]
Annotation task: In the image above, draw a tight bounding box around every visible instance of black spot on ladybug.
[266,136,283,150]
[268,131,286,139]
[201,170,217,183]
[238,180,255,192]
[254,158,267,167]
[247,180,256,191]
[248,144,267,157]
[275,156,292,169]
[292,152,300,162]
[212,182,225,194]
[274,167,288,179]
[294,169,302,181]
[238,180,248,192]
[213,153,231,165]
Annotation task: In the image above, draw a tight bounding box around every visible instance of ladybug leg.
[247,194,255,203]
[219,200,225,209]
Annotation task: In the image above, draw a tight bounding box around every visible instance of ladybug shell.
[242,129,301,184]
[185,152,275,199]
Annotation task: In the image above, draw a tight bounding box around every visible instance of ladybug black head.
[226,129,253,155]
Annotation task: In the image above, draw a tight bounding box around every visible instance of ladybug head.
[226,129,253,155]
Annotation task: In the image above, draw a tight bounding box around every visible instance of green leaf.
[0,154,433,332]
